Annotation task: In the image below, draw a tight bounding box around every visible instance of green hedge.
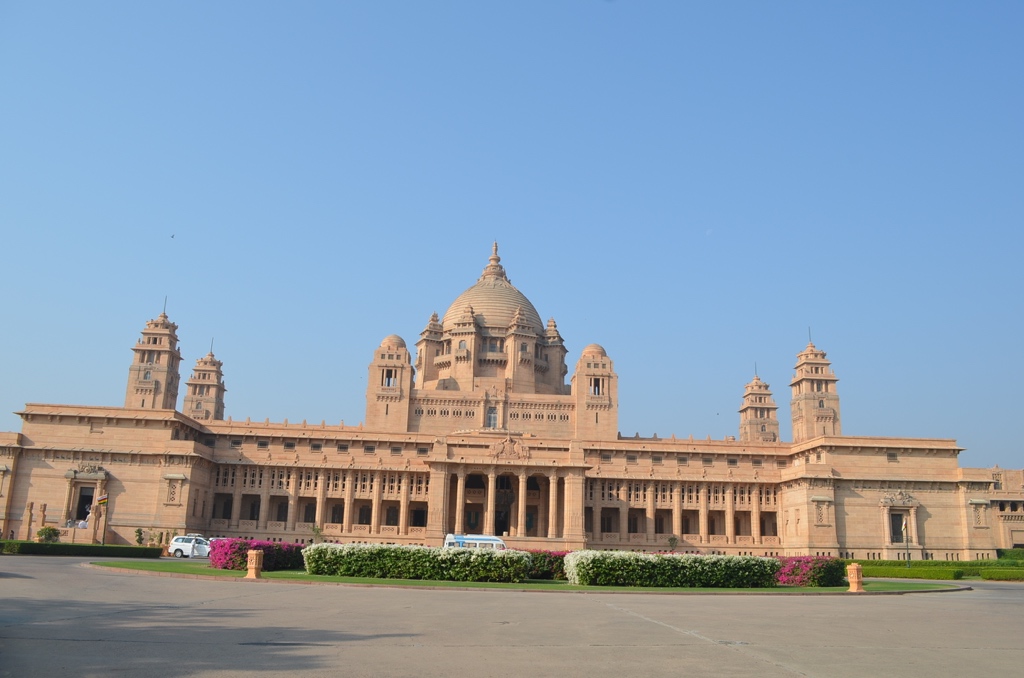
[851,560,1015,577]
[563,551,780,588]
[996,548,1024,561]
[860,566,962,580]
[303,543,533,583]
[980,568,1024,581]
[1,540,162,558]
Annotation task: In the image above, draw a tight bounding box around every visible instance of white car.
[168,535,211,558]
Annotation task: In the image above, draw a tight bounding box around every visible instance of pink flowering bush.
[775,556,846,587]
[526,550,569,580]
[210,538,305,571]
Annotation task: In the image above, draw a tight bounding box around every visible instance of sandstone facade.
[2,244,1022,559]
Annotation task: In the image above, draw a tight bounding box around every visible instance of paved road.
[2,556,1023,677]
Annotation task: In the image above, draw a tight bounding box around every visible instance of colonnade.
[450,466,564,538]
[588,480,780,546]
[216,466,430,538]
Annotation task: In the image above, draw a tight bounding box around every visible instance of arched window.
[818,400,824,408]
[458,340,466,349]
[143,371,151,380]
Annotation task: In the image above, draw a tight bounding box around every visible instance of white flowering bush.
[303,543,533,583]
[564,550,780,588]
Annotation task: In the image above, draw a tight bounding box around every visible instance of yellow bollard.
[846,562,864,592]
[245,549,264,580]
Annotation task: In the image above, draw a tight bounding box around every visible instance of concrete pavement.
[1,556,1022,677]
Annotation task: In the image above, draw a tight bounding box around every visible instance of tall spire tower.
[125,312,183,410]
[789,342,841,442]
[183,351,226,420]
[738,374,780,442]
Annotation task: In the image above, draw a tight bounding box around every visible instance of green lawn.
[93,560,956,593]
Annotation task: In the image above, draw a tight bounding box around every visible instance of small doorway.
[75,486,95,521]
[890,512,906,543]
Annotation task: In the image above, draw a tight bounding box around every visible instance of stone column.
[699,484,709,544]
[454,469,466,534]
[909,506,919,545]
[881,506,892,546]
[563,471,586,542]
[547,472,559,539]
[485,470,497,535]
[21,502,34,540]
[618,482,628,543]
[230,475,244,530]
[590,479,601,542]
[517,471,528,537]
[286,473,298,532]
[672,482,683,540]
[315,470,327,530]
[540,477,551,538]
[398,472,410,536]
[645,482,656,542]
[425,466,450,543]
[62,478,75,524]
[725,483,735,545]
[342,470,355,534]
[752,484,762,544]
[371,470,383,534]
[257,469,271,530]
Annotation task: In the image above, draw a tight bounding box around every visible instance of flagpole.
[903,516,910,567]
[96,494,109,545]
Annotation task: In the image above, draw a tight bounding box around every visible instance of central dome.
[441,244,544,335]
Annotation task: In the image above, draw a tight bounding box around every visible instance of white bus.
[443,534,507,550]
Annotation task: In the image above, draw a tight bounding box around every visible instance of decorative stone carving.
[880,489,916,506]
[491,435,530,461]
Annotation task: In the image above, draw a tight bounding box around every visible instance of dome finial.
[481,242,506,280]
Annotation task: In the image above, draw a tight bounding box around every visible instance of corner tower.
[125,312,183,410]
[572,344,618,440]
[790,342,841,442]
[738,374,779,442]
[365,334,414,431]
[182,352,226,421]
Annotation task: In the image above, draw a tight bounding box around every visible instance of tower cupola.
[790,342,841,442]
[183,351,226,421]
[125,312,183,410]
[738,374,779,442]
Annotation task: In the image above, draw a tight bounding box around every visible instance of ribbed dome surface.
[442,245,543,335]
[379,334,407,349]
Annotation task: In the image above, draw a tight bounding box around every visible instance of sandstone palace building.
[2,245,1022,559]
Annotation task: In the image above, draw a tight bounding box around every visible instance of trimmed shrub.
[980,568,1024,581]
[209,538,305,571]
[1,541,161,558]
[850,560,1016,577]
[776,556,846,587]
[302,543,533,583]
[526,550,568,580]
[860,566,962,580]
[996,548,1024,561]
[562,551,780,588]
[36,526,61,543]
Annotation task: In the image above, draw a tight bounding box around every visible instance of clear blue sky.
[1,2,1021,469]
